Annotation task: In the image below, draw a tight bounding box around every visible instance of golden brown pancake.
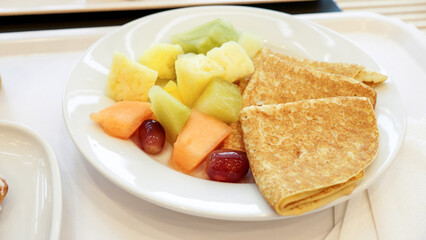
[239,96,379,215]
[223,50,378,151]
[242,54,377,108]
[221,121,245,151]
[238,48,387,90]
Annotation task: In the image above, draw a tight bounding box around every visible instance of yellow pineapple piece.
[107,51,158,102]
[155,78,170,88]
[175,53,224,107]
[163,80,182,102]
[138,43,184,80]
[206,41,254,83]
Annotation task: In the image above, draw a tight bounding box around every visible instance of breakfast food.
[170,110,231,172]
[222,47,380,151]
[107,52,158,102]
[0,177,8,209]
[175,53,225,107]
[240,97,379,215]
[148,86,191,143]
[162,80,181,101]
[90,18,386,216]
[90,101,153,139]
[206,149,249,182]
[242,53,377,108]
[171,18,239,54]
[193,78,242,124]
[240,47,387,90]
[237,31,264,58]
[138,43,183,80]
[138,119,166,154]
[206,41,254,83]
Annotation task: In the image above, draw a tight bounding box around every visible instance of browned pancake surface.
[242,55,376,108]
[240,97,379,214]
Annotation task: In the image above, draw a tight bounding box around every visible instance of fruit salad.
[90,18,264,183]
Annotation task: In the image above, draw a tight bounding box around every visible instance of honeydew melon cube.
[193,78,242,124]
[206,41,254,83]
[148,86,191,143]
[107,51,158,102]
[237,31,264,58]
[171,19,239,55]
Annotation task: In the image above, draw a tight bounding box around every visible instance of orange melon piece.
[90,101,153,139]
[171,110,232,172]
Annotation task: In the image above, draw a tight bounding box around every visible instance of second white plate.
[0,121,62,239]
[63,6,406,220]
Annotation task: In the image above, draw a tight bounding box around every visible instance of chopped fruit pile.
[90,18,264,182]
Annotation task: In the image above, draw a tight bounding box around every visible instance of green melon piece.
[193,78,242,124]
[237,31,264,58]
[171,19,239,55]
[148,86,191,143]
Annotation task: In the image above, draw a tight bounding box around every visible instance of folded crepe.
[239,96,379,215]
[242,54,377,107]
[239,48,387,91]
[222,49,377,151]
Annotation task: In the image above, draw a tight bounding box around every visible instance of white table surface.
[0,11,425,240]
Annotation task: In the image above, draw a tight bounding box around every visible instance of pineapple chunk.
[206,41,254,83]
[171,18,239,55]
[148,86,191,143]
[155,78,170,88]
[138,43,183,80]
[175,53,224,107]
[107,51,158,102]
[193,78,242,124]
[163,80,181,102]
[237,31,264,58]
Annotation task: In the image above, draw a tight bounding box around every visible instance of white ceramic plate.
[63,6,406,220]
[0,121,62,239]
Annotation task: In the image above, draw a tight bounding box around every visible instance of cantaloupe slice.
[90,101,153,139]
[171,110,232,172]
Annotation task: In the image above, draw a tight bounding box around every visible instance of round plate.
[0,121,62,239]
[63,6,406,220]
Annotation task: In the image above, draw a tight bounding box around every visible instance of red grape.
[138,119,165,154]
[206,149,249,182]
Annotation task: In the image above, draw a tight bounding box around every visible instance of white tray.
[0,11,425,240]
[0,0,307,16]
